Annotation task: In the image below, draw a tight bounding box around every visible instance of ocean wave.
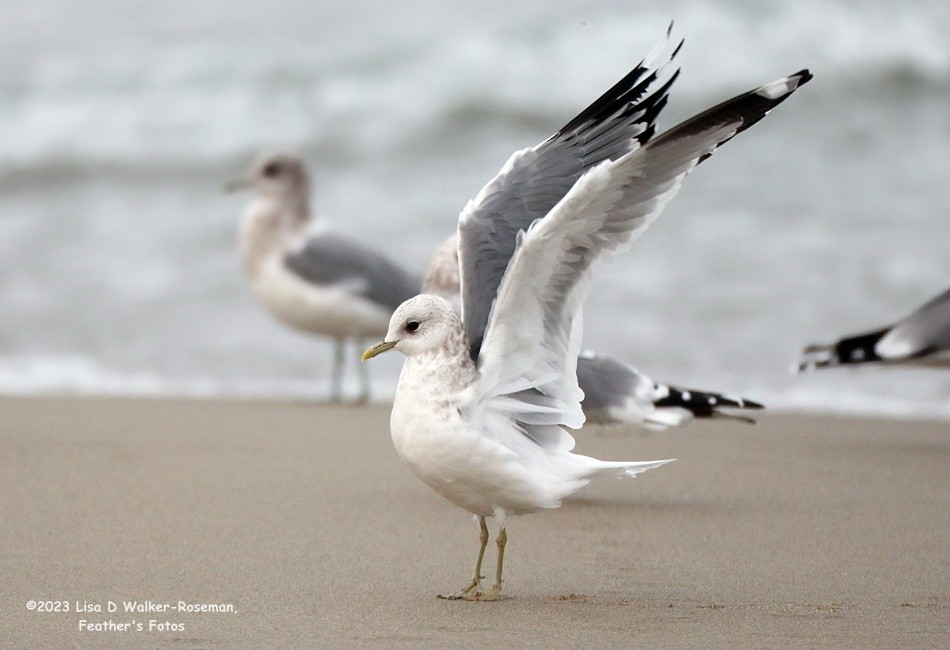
[1,1,948,180]
[0,355,326,400]
[2,0,949,424]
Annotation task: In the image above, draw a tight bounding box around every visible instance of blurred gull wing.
[799,287,950,370]
[458,28,682,361]
[877,287,950,360]
[577,351,763,428]
[285,231,420,313]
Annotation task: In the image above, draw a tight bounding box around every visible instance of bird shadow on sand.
[559,493,758,516]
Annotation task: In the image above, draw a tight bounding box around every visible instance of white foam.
[1,355,947,425]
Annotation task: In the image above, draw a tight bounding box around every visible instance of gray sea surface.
[2,0,949,418]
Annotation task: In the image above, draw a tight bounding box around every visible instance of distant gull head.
[227,150,311,214]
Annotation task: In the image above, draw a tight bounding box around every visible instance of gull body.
[387,297,663,519]
[424,234,763,429]
[233,152,419,402]
[364,28,810,600]
[239,217,394,339]
[576,350,762,427]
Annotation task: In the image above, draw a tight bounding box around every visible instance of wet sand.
[1,396,947,648]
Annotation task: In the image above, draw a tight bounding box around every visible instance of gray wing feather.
[576,353,642,412]
[459,32,682,361]
[284,232,420,312]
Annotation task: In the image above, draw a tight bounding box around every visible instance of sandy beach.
[1,396,947,648]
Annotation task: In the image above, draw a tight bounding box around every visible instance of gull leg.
[473,508,510,601]
[329,338,345,403]
[354,337,370,405]
[438,517,489,600]
[476,527,508,601]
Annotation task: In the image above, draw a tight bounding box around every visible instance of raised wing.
[458,28,682,361]
[285,231,420,312]
[460,69,812,448]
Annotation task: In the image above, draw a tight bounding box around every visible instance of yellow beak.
[361,340,397,361]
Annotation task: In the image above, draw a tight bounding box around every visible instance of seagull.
[425,234,764,429]
[798,286,950,371]
[363,29,811,600]
[227,152,420,403]
[576,351,763,427]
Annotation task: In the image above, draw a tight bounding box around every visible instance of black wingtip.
[795,69,814,85]
[801,326,890,372]
[654,387,766,420]
[555,29,682,138]
[649,65,813,164]
[671,37,685,60]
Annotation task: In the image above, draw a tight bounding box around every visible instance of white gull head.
[387,295,461,357]
[245,151,311,205]
[362,295,463,360]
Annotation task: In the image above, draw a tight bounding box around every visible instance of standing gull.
[364,30,811,600]
[798,286,950,371]
[425,234,763,428]
[228,152,419,403]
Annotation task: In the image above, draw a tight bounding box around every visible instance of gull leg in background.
[330,338,345,403]
[440,516,489,600]
[355,338,371,404]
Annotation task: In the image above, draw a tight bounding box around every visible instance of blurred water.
[1,0,949,419]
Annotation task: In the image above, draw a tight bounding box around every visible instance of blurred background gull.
[1,0,948,419]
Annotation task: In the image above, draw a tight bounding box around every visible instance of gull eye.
[405,321,420,333]
[262,162,281,178]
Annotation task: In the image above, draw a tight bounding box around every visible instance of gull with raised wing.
[228,152,420,403]
[363,30,810,600]
[424,234,764,429]
[799,286,950,371]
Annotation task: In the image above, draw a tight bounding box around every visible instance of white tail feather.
[576,456,675,480]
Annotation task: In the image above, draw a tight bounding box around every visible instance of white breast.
[239,200,392,339]
[247,255,392,339]
[390,356,563,517]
